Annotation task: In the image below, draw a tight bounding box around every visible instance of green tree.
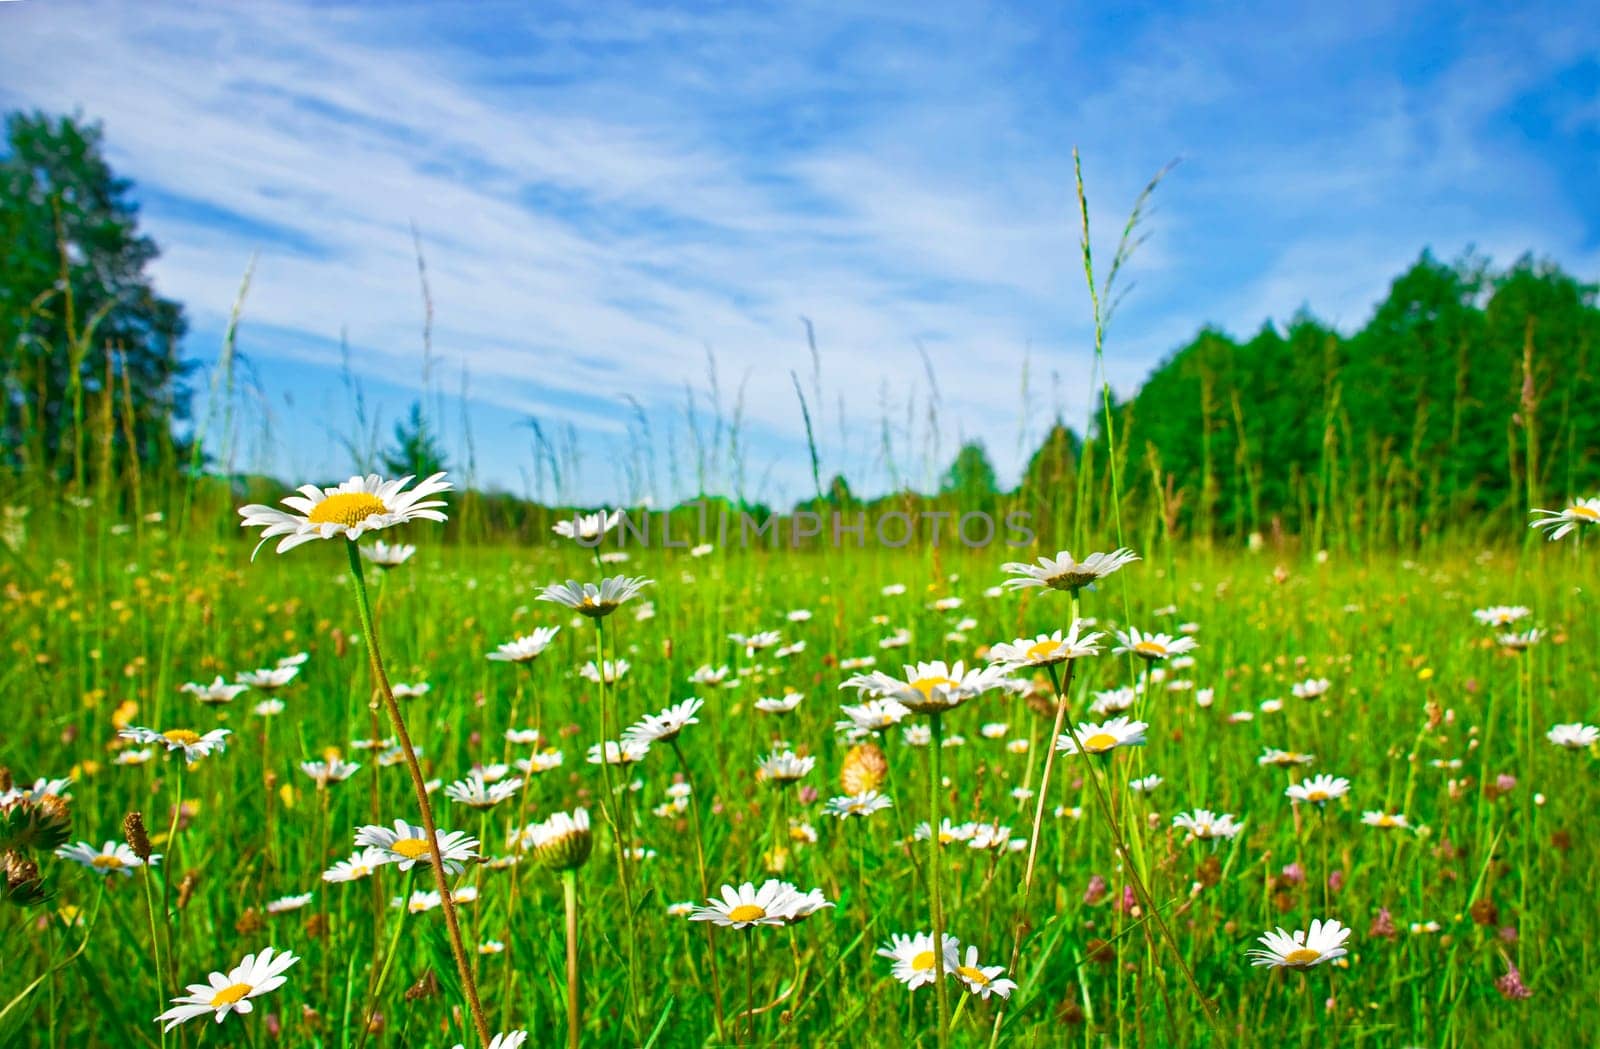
[381,401,448,479]
[0,111,189,479]
[941,441,999,513]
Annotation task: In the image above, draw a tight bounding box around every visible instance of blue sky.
[2,0,1596,505]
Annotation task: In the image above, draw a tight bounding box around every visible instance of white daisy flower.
[236,666,299,690]
[118,726,231,764]
[1529,498,1600,540]
[689,664,732,686]
[980,722,1008,739]
[390,682,431,701]
[757,750,815,784]
[730,630,784,655]
[1285,775,1351,806]
[354,820,479,874]
[787,609,813,622]
[1112,627,1199,662]
[1497,628,1543,651]
[755,693,804,714]
[587,740,650,766]
[322,849,385,883]
[552,509,624,543]
[1172,809,1245,841]
[835,698,911,733]
[1129,774,1163,793]
[299,758,361,788]
[1055,717,1148,756]
[55,840,158,877]
[153,946,299,1031]
[1259,748,1315,767]
[180,677,249,706]
[361,540,416,568]
[237,472,451,557]
[987,622,1106,670]
[840,660,1005,715]
[1000,548,1140,592]
[265,892,313,914]
[487,627,561,663]
[114,748,155,766]
[953,944,1018,999]
[878,932,961,989]
[1547,723,1599,749]
[526,808,593,870]
[1291,678,1330,700]
[1360,811,1409,830]
[912,819,976,846]
[1473,606,1531,628]
[452,1034,528,1049]
[444,772,523,809]
[622,697,704,745]
[253,700,285,717]
[1247,918,1351,969]
[504,728,543,746]
[515,750,566,775]
[823,791,893,819]
[1090,686,1138,716]
[688,880,804,928]
[537,576,652,618]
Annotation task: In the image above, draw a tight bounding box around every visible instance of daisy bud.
[123,811,152,862]
[530,809,592,872]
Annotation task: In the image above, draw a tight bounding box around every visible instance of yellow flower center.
[1569,504,1600,521]
[210,982,253,1006]
[1132,641,1166,658]
[1307,790,1329,802]
[307,492,387,528]
[391,837,432,860]
[90,854,125,869]
[726,904,766,923]
[1082,732,1118,752]
[162,729,201,746]
[909,676,958,699]
[957,965,990,985]
[1024,640,1061,662]
[1282,948,1322,967]
[911,950,937,971]
[1373,814,1398,827]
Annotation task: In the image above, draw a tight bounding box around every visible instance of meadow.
[1,484,1594,1048]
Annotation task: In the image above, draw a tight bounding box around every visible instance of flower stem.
[590,615,642,1040]
[345,540,492,1048]
[563,868,581,1049]
[928,711,951,1049]
[671,738,727,1040]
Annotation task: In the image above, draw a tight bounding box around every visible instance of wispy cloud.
[1,0,1594,503]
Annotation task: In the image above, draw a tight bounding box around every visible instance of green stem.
[590,615,642,1040]
[928,711,951,1049]
[563,869,581,1049]
[671,739,727,1040]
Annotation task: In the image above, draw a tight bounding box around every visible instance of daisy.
[180,677,249,706]
[452,1035,528,1049]
[119,726,231,764]
[361,540,416,568]
[253,700,285,718]
[690,664,732,686]
[277,652,309,668]
[987,622,1106,670]
[1000,548,1140,592]
[1112,627,1199,662]
[1547,723,1599,749]
[487,627,561,663]
[587,740,650,766]
[1129,774,1163,793]
[835,698,911,733]
[154,947,299,1031]
[391,682,431,700]
[478,941,506,955]
[236,666,299,690]
[354,820,479,875]
[913,820,976,846]
[1286,775,1351,806]
[322,849,385,883]
[553,509,623,543]
[238,473,451,557]
[265,893,313,914]
[1259,748,1315,768]
[537,577,652,618]
[55,841,157,877]
[1473,606,1531,628]
[1247,919,1351,969]
[300,758,361,788]
[445,772,523,809]
[1056,717,1148,756]
[580,659,630,684]
[730,630,783,655]
[527,808,593,871]
[773,882,834,922]
[114,748,155,766]
[1090,686,1139,716]
[879,932,961,989]
[757,750,815,784]
[688,881,804,928]
[1291,678,1331,700]
[622,698,704,745]
[516,750,566,775]
[1497,629,1543,651]
[1172,809,1245,841]
[1529,498,1600,540]
[953,944,1018,999]
[1361,811,1410,830]
[787,609,813,622]
[755,694,804,714]
[840,660,1004,715]
[823,791,893,819]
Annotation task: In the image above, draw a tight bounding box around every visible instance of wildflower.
[537,577,652,618]
[879,932,961,989]
[757,750,815,784]
[1259,748,1315,768]
[1529,498,1600,540]
[181,677,249,706]
[1286,775,1351,806]
[118,726,230,764]
[1172,810,1245,841]
[688,881,806,928]
[1473,606,1531,627]
[586,740,650,766]
[1360,811,1409,830]
[238,473,451,557]
[824,791,893,819]
[265,893,313,914]
[236,666,299,690]
[1495,957,1533,1000]
[55,841,158,877]
[836,698,911,734]
[840,660,1004,715]
[354,820,479,875]
[1056,717,1148,756]
[580,660,629,684]
[755,694,804,714]
[1546,723,1598,749]
[952,944,1018,999]
[689,664,732,686]
[1090,686,1138,716]
[987,622,1105,670]
[1497,629,1543,651]
[300,759,361,788]
[444,773,523,810]
[913,820,975,846]
[486,627,561,663]
[516,750,565,775]
[154,947,299,1030]
[527,809,593,871]
[1000,548,1140,592]
[361,540,416,567]
[552,509,623,543]
[1291,678,1330,700]
[322,850,385,883]
[1246,919,1351,969]
[622,698,704,746]
[1112,627,1199,662]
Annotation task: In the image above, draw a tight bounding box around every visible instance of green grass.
[1,501,1594,1047]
